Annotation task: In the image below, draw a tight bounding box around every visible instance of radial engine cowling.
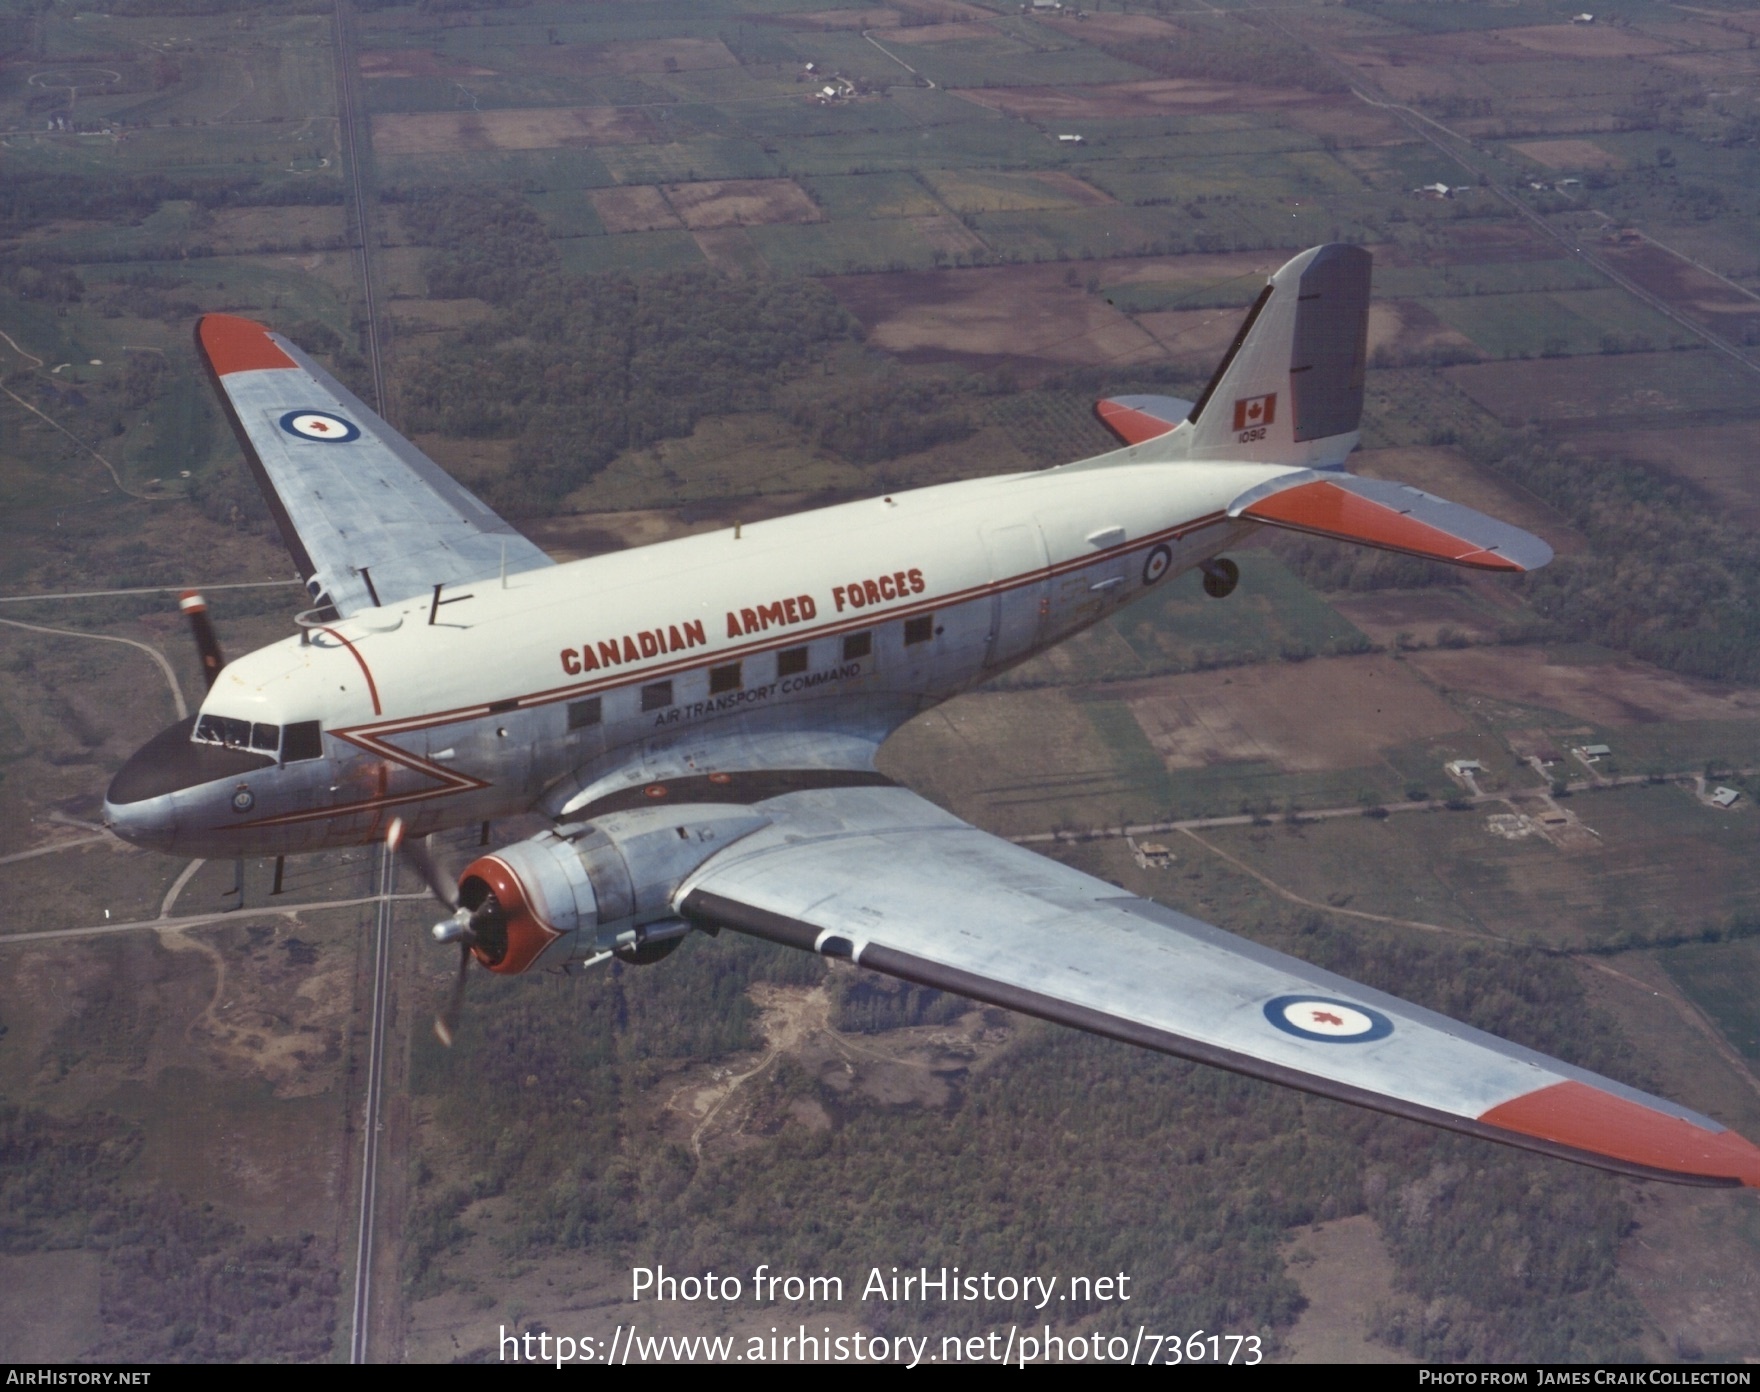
[454,806,768,975]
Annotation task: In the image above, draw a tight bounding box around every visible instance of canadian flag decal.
[1233,393,1276,431]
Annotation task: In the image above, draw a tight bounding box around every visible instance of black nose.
[107,716,275,806]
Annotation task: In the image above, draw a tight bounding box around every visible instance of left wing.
[196,315,553,618]
[677,784,1760,1188]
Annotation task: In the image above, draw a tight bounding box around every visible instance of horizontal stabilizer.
[1094,394,1195,446]
[1228,472,1553,573]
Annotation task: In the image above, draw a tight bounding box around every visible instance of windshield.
[194,714,280,754]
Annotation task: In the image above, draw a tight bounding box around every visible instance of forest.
[407,911,1648,1362]
[0,1103,338,1361]
[1483,435,1760,685]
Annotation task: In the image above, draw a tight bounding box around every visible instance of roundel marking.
[1263,995,1392,1043]
[279,409,361,444]
[231,786,255,814]
[1142,543,1172,586]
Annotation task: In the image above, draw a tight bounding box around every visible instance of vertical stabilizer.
[1175,243,1371,469]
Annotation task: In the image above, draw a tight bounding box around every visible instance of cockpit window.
[195,716,287,756]
[282,721,323,762]
[194,714,256,750]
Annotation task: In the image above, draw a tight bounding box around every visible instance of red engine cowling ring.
[458,854,561,975]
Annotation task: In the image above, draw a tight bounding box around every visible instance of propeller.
[387,816,477,1047]
[179,590,226,690]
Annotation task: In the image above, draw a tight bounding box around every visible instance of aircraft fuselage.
[105,453,1294,858]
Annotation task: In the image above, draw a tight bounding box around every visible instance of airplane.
[104,243,1760,1191]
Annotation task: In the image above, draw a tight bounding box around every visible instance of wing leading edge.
[196,315,552,618]
[677,784,1760,1188]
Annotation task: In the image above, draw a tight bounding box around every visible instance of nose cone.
[105,716,274,853]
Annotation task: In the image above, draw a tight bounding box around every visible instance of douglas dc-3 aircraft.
[105,244,1760,1189]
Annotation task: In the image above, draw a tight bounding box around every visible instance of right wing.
[675,783,1760,1188]
[196,315,553,618]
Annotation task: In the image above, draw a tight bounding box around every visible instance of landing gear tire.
[1201,557,1240,599]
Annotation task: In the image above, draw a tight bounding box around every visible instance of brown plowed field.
[1406,647,1760,726]
[954,78,1322,121]
[776,7,898,29]
[886,21,997,43]
[1367,301,1479,360]
[662,178,822,229]
[1444,352,1755,425]
[590,185,681,234]
[1600,242,1760,343]
[828,261,1164,368]
[1492,22,1675,57]
[518,38,739,76]
[372,106,655,154]
[1117,654,1465,772]
[1375,223,1557,266]
[357,50,494,79]
[1512,138,1624,170]
[1042,13,1181,43]
[1328,591,1507,649]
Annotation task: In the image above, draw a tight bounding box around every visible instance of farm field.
[6,0,1760,1367]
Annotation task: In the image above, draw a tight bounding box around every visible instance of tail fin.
[1153,244,1371,469]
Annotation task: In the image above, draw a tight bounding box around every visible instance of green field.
[1425,289,1694,358]
[1662,939,1760,1061]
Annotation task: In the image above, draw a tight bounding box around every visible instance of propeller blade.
[387,817,458,911]
[434,943,470,1047]
[179,591,226,690]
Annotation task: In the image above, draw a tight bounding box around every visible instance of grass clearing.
[596,135,781,184]
[921,168,1111,214]
[800,172,943,220]
[555,229,706,276]
[1661,938,1760,1061]
[1423,289,1692,357]
[746,217,941,274]
[1444,348,1756,425]
[880,687,1150,835]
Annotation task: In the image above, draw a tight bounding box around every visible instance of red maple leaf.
[1310,1010,1344,1026]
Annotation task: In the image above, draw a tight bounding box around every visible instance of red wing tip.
[197,314,297,376]
[1481,1081,1760,1187]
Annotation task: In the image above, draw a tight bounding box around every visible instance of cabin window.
[568,697,601,730]
[842,632,872,662]
[250,722,280,753]
[903,614,934,646]
[709,662,742,694]
[641,680,673,712]
[777,646,808,678]
[282,721,323,762]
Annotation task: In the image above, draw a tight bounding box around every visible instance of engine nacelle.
[454,805,769,974]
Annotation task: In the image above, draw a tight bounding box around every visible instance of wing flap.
[1228,472,1553,572]
[1094,394,1194,446]
[678,785,1757,1187]
[198,314,553,617]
